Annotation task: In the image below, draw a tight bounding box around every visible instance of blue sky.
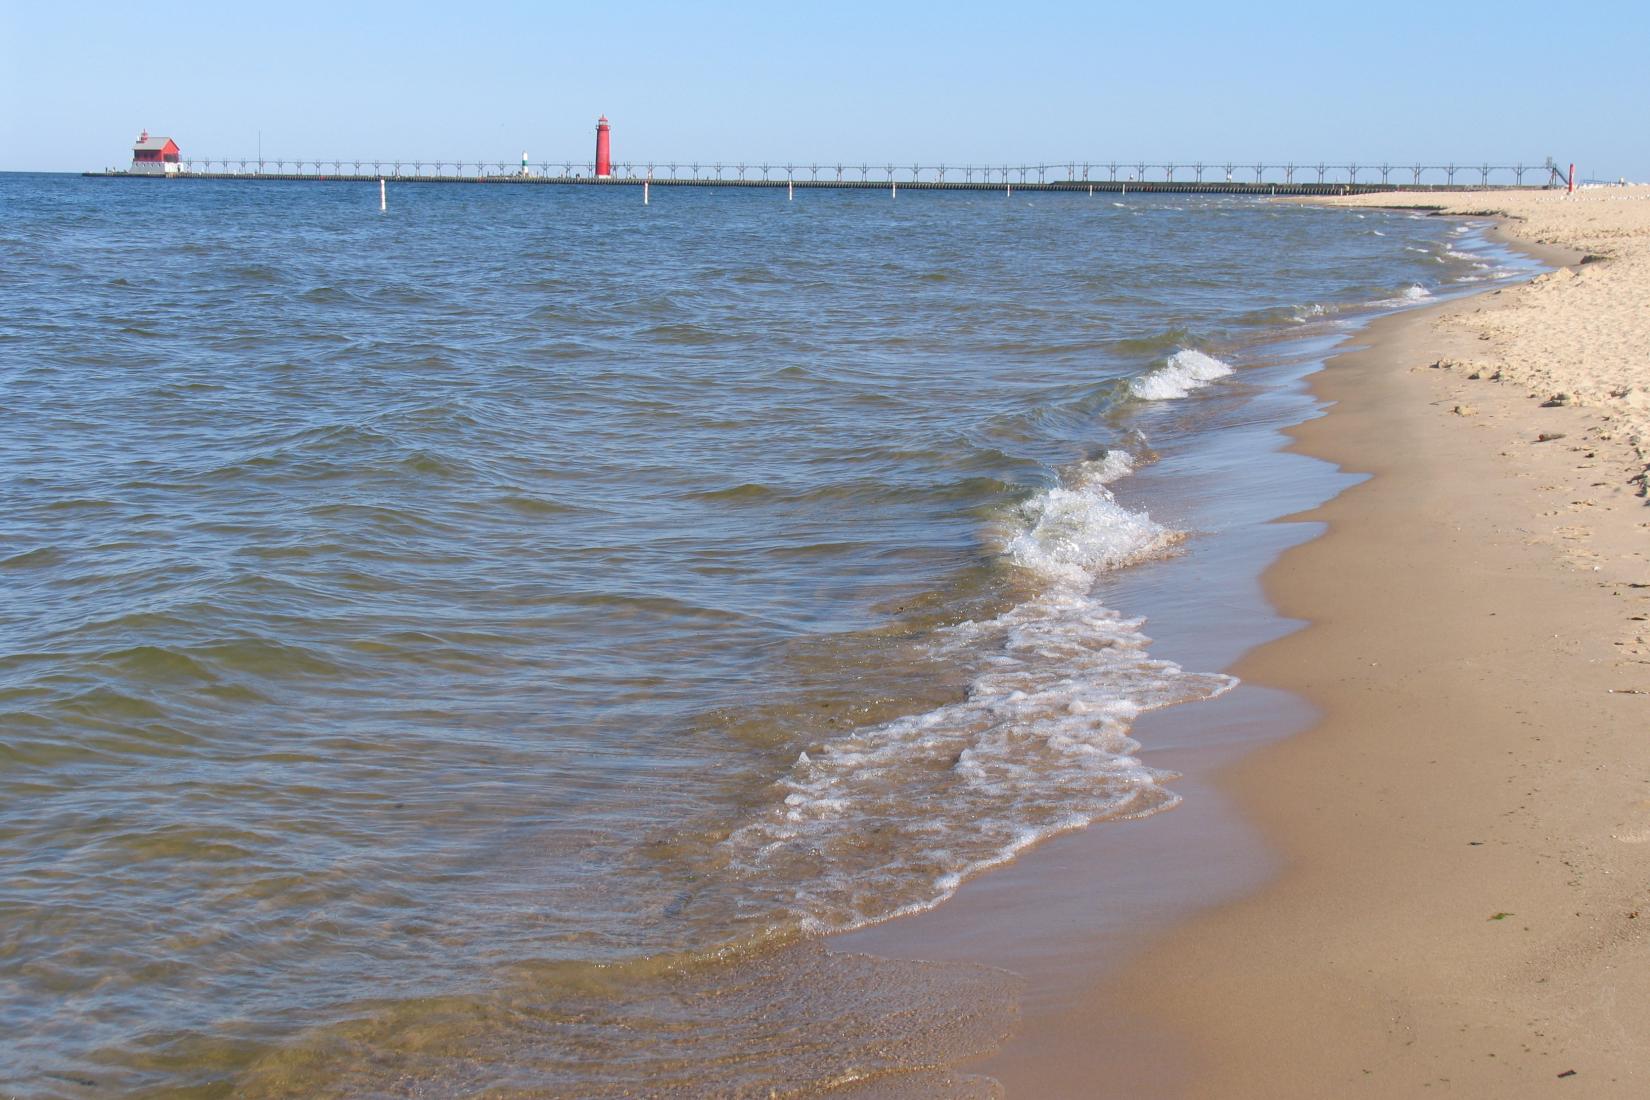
[4,0,1646,178]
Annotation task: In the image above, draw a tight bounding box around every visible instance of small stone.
[1543,393,1575,407]
[1536,432,1567,443]
[1453,404,1477,417]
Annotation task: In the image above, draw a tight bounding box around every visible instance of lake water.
[0,174,1537,1096]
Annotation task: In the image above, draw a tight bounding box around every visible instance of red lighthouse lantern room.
[595,116,612,179]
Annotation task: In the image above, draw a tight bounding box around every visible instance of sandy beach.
[973,187,1650,1096]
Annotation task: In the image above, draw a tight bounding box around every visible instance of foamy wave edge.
[1371,283,1434,308]
[1129,348,1235,401]
[718,450,1235,934]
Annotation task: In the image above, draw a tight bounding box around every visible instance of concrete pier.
[78,171,1550,196]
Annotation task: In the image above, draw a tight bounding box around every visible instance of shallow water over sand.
[0,175,1537,1094]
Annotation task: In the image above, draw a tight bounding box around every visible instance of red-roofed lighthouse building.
[131,131,181,175]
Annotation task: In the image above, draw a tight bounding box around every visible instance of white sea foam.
[1129,348,1235,401]
[1455,263,1522,284]
[1004,453,1176,586]
[718,450,1230,933]
[1371,283,1436,308]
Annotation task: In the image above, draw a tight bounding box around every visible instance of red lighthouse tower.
[594,116,612,179]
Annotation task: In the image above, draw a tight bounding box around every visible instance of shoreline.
[840,187,1650,1096]
[981,189,1650,1095]
[836,322,1353,1068]
[835,246,1464,1086]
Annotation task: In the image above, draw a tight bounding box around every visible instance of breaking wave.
[719,450,1231,933]
[1129,348,1236,400]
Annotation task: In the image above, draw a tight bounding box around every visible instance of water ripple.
[0,174,1515,1095]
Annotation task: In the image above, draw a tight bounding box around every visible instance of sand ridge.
[1311,186,1650,501]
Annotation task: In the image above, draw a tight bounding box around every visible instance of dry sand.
[991,187,1650,1097]
[1319,186,1650,507]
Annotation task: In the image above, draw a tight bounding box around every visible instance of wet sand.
[847,190,1650,1096]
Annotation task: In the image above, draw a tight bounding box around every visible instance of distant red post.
[1568,163,1575,194]
[595,116,612,179]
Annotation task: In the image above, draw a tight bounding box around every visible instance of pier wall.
[80,172,1552,196]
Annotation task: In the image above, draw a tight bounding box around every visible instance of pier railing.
[106,158,1569,190]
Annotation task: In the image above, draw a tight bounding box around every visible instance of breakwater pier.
[84,158,1568,195]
